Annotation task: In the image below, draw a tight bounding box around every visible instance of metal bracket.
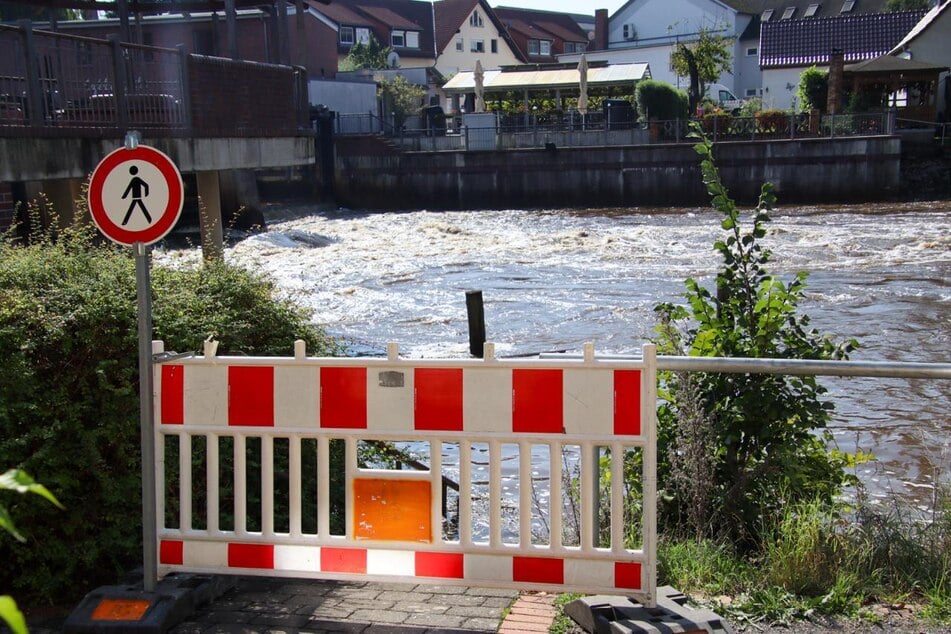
[153,351,195,364]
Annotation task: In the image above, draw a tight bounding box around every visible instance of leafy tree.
[654,125,860,546]
[670,29,734,114]
[339,35,391,71]
[378,74,425,129]
[883,0,927,11]
[797,66,828,112]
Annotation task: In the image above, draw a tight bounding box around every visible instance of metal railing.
[339,110,897,152]
[0,22,308,138]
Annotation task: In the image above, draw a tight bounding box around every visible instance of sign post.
[87,133,184,593]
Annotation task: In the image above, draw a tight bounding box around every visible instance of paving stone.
[403,613,466,629]
[458,617,501,631]
[376,591,434,603]
[305,618,370,632]
[363,582,421,592]
[480,596,517,608]
[349,609,412,624]
[299,605,356,619]
[252,612,314,628]
[397,602,450,615]
[465,587,516,598]
[364,625,428,634]
[198,609,262,624]
[413,585,469,595]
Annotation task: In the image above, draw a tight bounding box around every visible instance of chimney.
[827,48,844,114]
[594,9,608,51]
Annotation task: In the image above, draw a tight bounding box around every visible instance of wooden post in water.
[466,290,486,358]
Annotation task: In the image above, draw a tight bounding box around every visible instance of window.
[456,37,464,51]
[527,39,540,55]
[391,31,405,47]
[406,31,419,48]
[339,26,354,44]
[841,0,855,11]
[470,10,484,27]
[761,8,774,20]
[470,38,485,52]
[356,27,370,45]
[539,40,551,55]
[746,46,758,56]
[781,6,796,18]
[491,39,498,53]
[745,88,758,97]
[804,3,820,16]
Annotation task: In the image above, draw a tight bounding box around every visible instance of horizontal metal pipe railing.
[541,353,951,380]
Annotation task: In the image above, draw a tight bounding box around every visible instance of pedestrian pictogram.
[88,144,183,246]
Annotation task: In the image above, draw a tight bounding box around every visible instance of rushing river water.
[156,200,950,509]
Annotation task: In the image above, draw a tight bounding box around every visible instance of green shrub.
[797,66,828,113]
[654,124,859,546]
[635,79,689,122]
[0,225,336,606]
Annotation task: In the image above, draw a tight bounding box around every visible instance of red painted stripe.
[160,365,184,425]
[228,543,274,569]
[615,561,642,589]
[320,367,367,429]
[320,547,367,574]
[414,368,463,431]
[513,556,564,585]
[228,366,274,427]
[614,370,641,436]
[159,540,183,565]
[415,552,464,579]
[512,369,563,433]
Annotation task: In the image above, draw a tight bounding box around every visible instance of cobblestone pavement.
[168,577,522,634]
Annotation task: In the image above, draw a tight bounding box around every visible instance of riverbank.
[899,153,951,200]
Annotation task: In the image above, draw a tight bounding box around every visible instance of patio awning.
[844,55,948,74]
[442,62,651,95]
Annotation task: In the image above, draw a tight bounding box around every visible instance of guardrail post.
[885,108,896,135]
[464,125,469,151]
[108,34,129,130]
[789,112,795,139]
[830,113,836,139]
[18,20,44,126]
[176,44,193,131]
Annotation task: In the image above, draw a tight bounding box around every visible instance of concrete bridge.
[0,21,314,254]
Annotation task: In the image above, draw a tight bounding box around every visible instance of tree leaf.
[0,595,28,634]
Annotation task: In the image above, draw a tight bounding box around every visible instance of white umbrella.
[474,60,485,113]
[577,54,588,115]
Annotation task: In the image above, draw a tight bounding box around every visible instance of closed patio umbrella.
[577,54,589,115]
[474,60,486,113]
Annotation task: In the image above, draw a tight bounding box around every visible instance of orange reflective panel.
[91,598,152,621]
[353,478,432,542]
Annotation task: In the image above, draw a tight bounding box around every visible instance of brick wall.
[0,182,15,232]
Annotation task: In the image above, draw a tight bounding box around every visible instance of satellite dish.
[387,51,400,68]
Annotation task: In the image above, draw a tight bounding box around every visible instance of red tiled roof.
[356,4,423,30]
[315,0,436,57]
[434,0,480,53]
[759,10,926,68]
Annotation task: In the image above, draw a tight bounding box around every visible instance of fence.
[154,340,659,605]
[335,110,896,152]
[0,21,308,138]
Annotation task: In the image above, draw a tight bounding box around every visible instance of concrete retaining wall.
[334,136,901,210]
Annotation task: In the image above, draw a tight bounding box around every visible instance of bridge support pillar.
[196,170,224,262]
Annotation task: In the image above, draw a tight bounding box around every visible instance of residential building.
[889,0,951,119]
[492,6,590,62]
[312,0,437,69]
[433,0,524,75]
[759,9,927,109]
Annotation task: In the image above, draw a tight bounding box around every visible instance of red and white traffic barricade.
[154,340,657,605]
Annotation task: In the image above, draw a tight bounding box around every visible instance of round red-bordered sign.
[88,145,184,246]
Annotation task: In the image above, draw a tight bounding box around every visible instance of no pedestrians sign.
[88,145,184,247]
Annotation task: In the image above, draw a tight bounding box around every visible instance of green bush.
[755,109,790,135]
[635,79,689,122]
[0,224,336,606]
[654,125,859,546]
[797,66,828,113]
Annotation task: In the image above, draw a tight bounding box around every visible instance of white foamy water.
[154,200,951,505]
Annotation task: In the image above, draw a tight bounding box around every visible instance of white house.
[889,0,951,119]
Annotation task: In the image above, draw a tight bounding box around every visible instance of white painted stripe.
[184,365,228,426]
[367,365,414,431]
[464,553,511,583]
[274,366,319,428]
[565,558,613,588]
[274,544,319,572]
[367,548,415,576]
[563,369,613,435]
[463,368,511,433]
[184,541,227,568]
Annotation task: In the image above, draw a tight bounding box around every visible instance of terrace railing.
[0,21,309,138]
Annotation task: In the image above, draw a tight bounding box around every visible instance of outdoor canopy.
[442,62,652,96]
